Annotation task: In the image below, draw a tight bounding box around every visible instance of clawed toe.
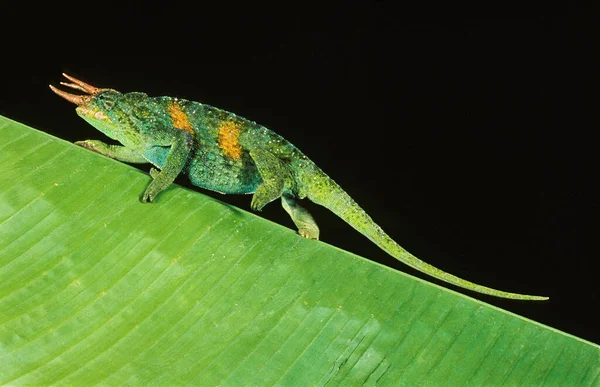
[298,228,319,240]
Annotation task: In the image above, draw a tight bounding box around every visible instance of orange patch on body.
[168,103,195,136]
[218,121,242,160]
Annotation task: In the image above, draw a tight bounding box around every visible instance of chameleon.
[50,73,548,301]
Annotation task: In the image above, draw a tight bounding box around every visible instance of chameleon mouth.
[77,106,110,121]
[48,73,108,105]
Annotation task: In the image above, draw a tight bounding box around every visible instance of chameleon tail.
[305,170,548,301]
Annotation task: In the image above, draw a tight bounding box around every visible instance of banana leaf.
[1,115,598,385]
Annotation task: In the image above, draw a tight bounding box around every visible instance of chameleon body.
[50,74,548,301]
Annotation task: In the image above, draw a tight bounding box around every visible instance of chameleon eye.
[96,94,115,111]
[101,98,115,111]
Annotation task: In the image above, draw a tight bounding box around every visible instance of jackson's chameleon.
[50,73,548,301]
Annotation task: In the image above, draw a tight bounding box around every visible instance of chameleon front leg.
[75,140,148,163]
[281,195,320,240]
[142,130,193,202]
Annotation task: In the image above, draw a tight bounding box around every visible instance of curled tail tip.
[526,295,550,301]
[495,292,549,301]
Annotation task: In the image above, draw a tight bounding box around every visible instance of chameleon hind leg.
[281,195,320,240]
[249,148,287,211]
[75,140,148,163]
[249,148,320,240]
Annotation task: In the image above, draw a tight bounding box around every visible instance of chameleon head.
[49,73,146,146]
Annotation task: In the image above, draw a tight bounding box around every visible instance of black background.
[1,2,597,344]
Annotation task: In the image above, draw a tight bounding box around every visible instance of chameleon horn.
[59,81,89,94]
[48,84,91,105]
[60,73,102,95]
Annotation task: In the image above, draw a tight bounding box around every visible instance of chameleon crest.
[50,73,548,301]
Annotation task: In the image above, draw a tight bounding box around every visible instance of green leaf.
[1,114,598,385]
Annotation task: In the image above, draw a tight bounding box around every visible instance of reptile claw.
[141,192,154,203]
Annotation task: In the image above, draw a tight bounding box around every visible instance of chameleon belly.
[187,149,260,194]
[178,100,262,194]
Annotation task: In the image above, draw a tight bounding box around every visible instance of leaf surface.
[1,115,598,385]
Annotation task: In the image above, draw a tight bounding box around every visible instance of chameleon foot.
[298,227,319,240]
[281,195,320,240]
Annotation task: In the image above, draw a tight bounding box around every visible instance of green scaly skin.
[50,75,548,301]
